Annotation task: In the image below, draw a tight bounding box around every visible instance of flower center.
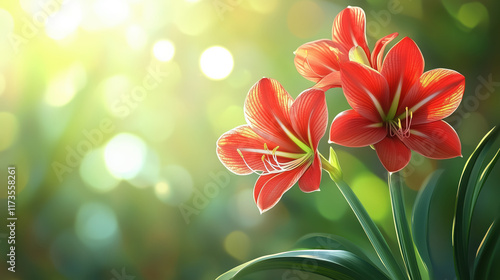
[386,107,413,139]
[349,46,371,67]
[237,143,311,176]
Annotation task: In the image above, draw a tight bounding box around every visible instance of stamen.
[238,144,312,176]
[237,149,264,176]
[386,108,413,139]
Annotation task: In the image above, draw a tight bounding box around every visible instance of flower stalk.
[321,154,407,280]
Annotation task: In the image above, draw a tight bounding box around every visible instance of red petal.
[245,78,297,151]
[331,6,370,61]
[370,32,398,71]
[298,154,321,193]
[253,166,307,213]
[290,89,328,150]
[374,137,411,172]
[380,37,424,110]
[401,121,461,159]
[294,40,342,83]
[401,69,465,125]
[217,125,276,175]
[314,71,342,90]
[329,110,387,147]
[340,61,390,121]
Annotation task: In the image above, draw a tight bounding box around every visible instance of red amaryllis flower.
[294,6,398,90]
[329,37,464,172]
[217,78,328,213]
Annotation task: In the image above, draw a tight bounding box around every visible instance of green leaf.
[389,172,422,280]
[216,249,390,280]
[293,233,384,272]
[412,170,444,280]
[453,126,500,280]
[473,221,500,280]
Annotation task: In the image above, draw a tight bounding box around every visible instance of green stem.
[321,154,407,280]
[389,172,422,280]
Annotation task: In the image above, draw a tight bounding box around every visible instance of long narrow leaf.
[216,249,390,280]
[294,233,384,272]
[412,170,444,280]
[471,148,500,217]
[473,221,500,280]
[453,126,500,280]
[389,172,422,280]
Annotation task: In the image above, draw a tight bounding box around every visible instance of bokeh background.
[0,0,499,279]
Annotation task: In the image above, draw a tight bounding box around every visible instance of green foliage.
[453,126,500,280]
[216,250,390,280]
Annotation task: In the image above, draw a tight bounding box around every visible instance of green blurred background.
[0,0,499,279]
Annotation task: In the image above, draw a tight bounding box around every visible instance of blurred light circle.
[126,25,148,50]
[45,1,82,40]
[44,63,87,107]
[128,148,161,189]
[457,2,488,29]
[224,231,251,261]
[155,181,171,199]
[0,9,14,35]
[75,202,119,247]
[200,46,234,80]
[104,133,147,179]
[155,165,194,206]
[153,40,175,62]
[0,112,18,152]
[79,148,120,192]
[351,173,390,222]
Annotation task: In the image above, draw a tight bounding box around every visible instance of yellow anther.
[237,149,244,158]
[398,118,402,128]
[263,143,268,151]
[261,155,266,162]
[272,146,279,155]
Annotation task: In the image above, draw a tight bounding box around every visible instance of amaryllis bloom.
[329,37,464,172]
[217,78,328,213]
[294,6,398,90]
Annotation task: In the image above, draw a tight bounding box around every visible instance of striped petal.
[340,61,390,121]
[380,37,424,112]
[294,40,342,84]
[217,125,276,175]
[332,6,370,60]
[314,71,342,90]
[374,137,411,172]
[290,88,328,150]
[245,78,297,151]
[329,110,387,147]
[298,153,322,193]
[370,32,398,71]
[254,166,308,213]
[401,121,461,159]
[401,69,465,125]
